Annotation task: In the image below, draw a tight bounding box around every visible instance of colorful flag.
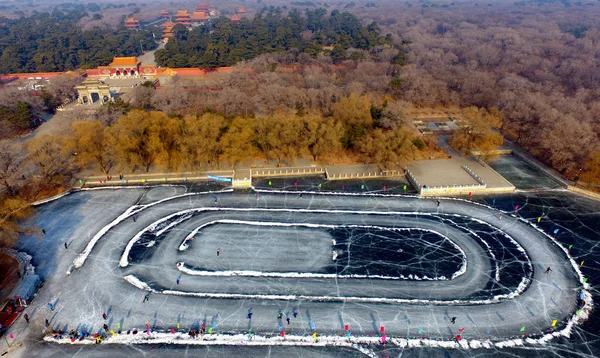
[520,326,525,332]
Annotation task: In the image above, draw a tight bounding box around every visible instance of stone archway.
[90,93,100,103]
[76,79,115,105]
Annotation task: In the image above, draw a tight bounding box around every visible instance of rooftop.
[192,11,210,21]
[110,57,141,67]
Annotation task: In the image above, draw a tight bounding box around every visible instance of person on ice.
[103,323,109,332]
[102,312,107,320]
[214,196,218,203]
[48,303,54,311]
[451,317,456,324]
[64,242,68,249]
[286,316,291,325]
[277,313,283,320]
[45,318,50,327]
[176,276,180,284]
[437,200,441,207]
[293,311,298,318]
[143,292,150,303]
[217,248,220,257]
[24,313,29,323]
[247,312,253,319]
[545,267,552,274]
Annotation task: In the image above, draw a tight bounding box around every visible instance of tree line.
[154,7,391,68]
[66,95,429,175]
[0,8,156,73]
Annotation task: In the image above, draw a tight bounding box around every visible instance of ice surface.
[6,186,600,358]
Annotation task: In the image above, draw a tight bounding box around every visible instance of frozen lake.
[5,186,599,357]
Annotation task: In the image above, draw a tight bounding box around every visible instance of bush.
[412,138,425,150]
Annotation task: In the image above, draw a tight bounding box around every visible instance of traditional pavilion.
[163,25,175,41]
[124,17,140,30]
[192,3,210,23]
[231,14,241,23]
[237,8,246,14]
[174,10,192,26]
[160,20,174,28]
[160,9,169,19]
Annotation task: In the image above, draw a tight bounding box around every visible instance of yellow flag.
[551,320,557,327]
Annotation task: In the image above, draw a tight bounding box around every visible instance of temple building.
[174,10,192,26]
[192,3,210,24]
[160,9,169,19]
[124,17,140,30]
[231,15,241,23]
[90,57,161,79]
[163,25,175,41]
[97,57,141,78]
[237,8,246,14]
